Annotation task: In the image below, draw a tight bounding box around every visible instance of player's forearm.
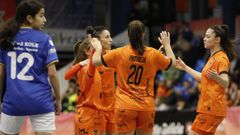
[213,73,229,88]
[49,73,61,101]
[92,45,103,66]
[164,44,176,64]
[48,64,61,101]
[88,49,96,76]
[185,65,201,82]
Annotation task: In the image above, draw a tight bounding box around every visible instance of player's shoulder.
[32,29,50,39]
[145,46,157,52]
[216,51,230,63]
[143,46,160,57]
[109,44,129,54]
[16,28,53,48]
[32,30,55,47]
[118,44,130,50]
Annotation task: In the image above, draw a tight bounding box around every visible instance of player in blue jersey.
[0,0,61,135]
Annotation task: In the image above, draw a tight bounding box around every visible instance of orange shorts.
[191,113,224,135]
[74,107,106,135]
[114,109,155,133]
[103,110,116,132]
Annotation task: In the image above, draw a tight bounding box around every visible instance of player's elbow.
[48,70,58,78]
[48,64,58,78]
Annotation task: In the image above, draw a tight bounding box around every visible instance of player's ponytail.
[210,25,236,61]
[86,26,94,36]
[220,25,236,61]
[0,18,19,50]
[128,20,145,55]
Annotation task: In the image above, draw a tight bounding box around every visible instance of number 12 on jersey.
[8,52,34,81]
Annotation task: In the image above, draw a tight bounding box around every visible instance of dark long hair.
[0,0,44,50]
[128,20,145,55]
[86,26,107,38]
[210,25,236,61]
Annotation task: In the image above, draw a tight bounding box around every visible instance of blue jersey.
[0,28,58,115]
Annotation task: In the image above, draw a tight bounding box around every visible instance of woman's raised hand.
[158,31,170,47]
[174,57,187,71]
[89,35,102,51]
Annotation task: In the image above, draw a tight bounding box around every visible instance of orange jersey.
[97,65,115,110]
[65,64,115,110]
[75,65,103,109]
[64,54,115,111]
[75,49,104,110]
[102,45,172,111]
[198,50,230,116]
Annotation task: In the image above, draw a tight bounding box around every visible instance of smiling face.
[203,28,220,49]
[27,8,46,30]
[98,30,112,50]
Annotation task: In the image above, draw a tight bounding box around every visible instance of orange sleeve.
[76,68,91,93]
[153,50,172,70]
[83,48,96,93]
[217,57,229,75]
[75,49,96,94]
[64,63,82,80]
[102,48,120,68]
[88,48,96,77]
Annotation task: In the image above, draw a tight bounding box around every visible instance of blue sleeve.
[43,36,59,66]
